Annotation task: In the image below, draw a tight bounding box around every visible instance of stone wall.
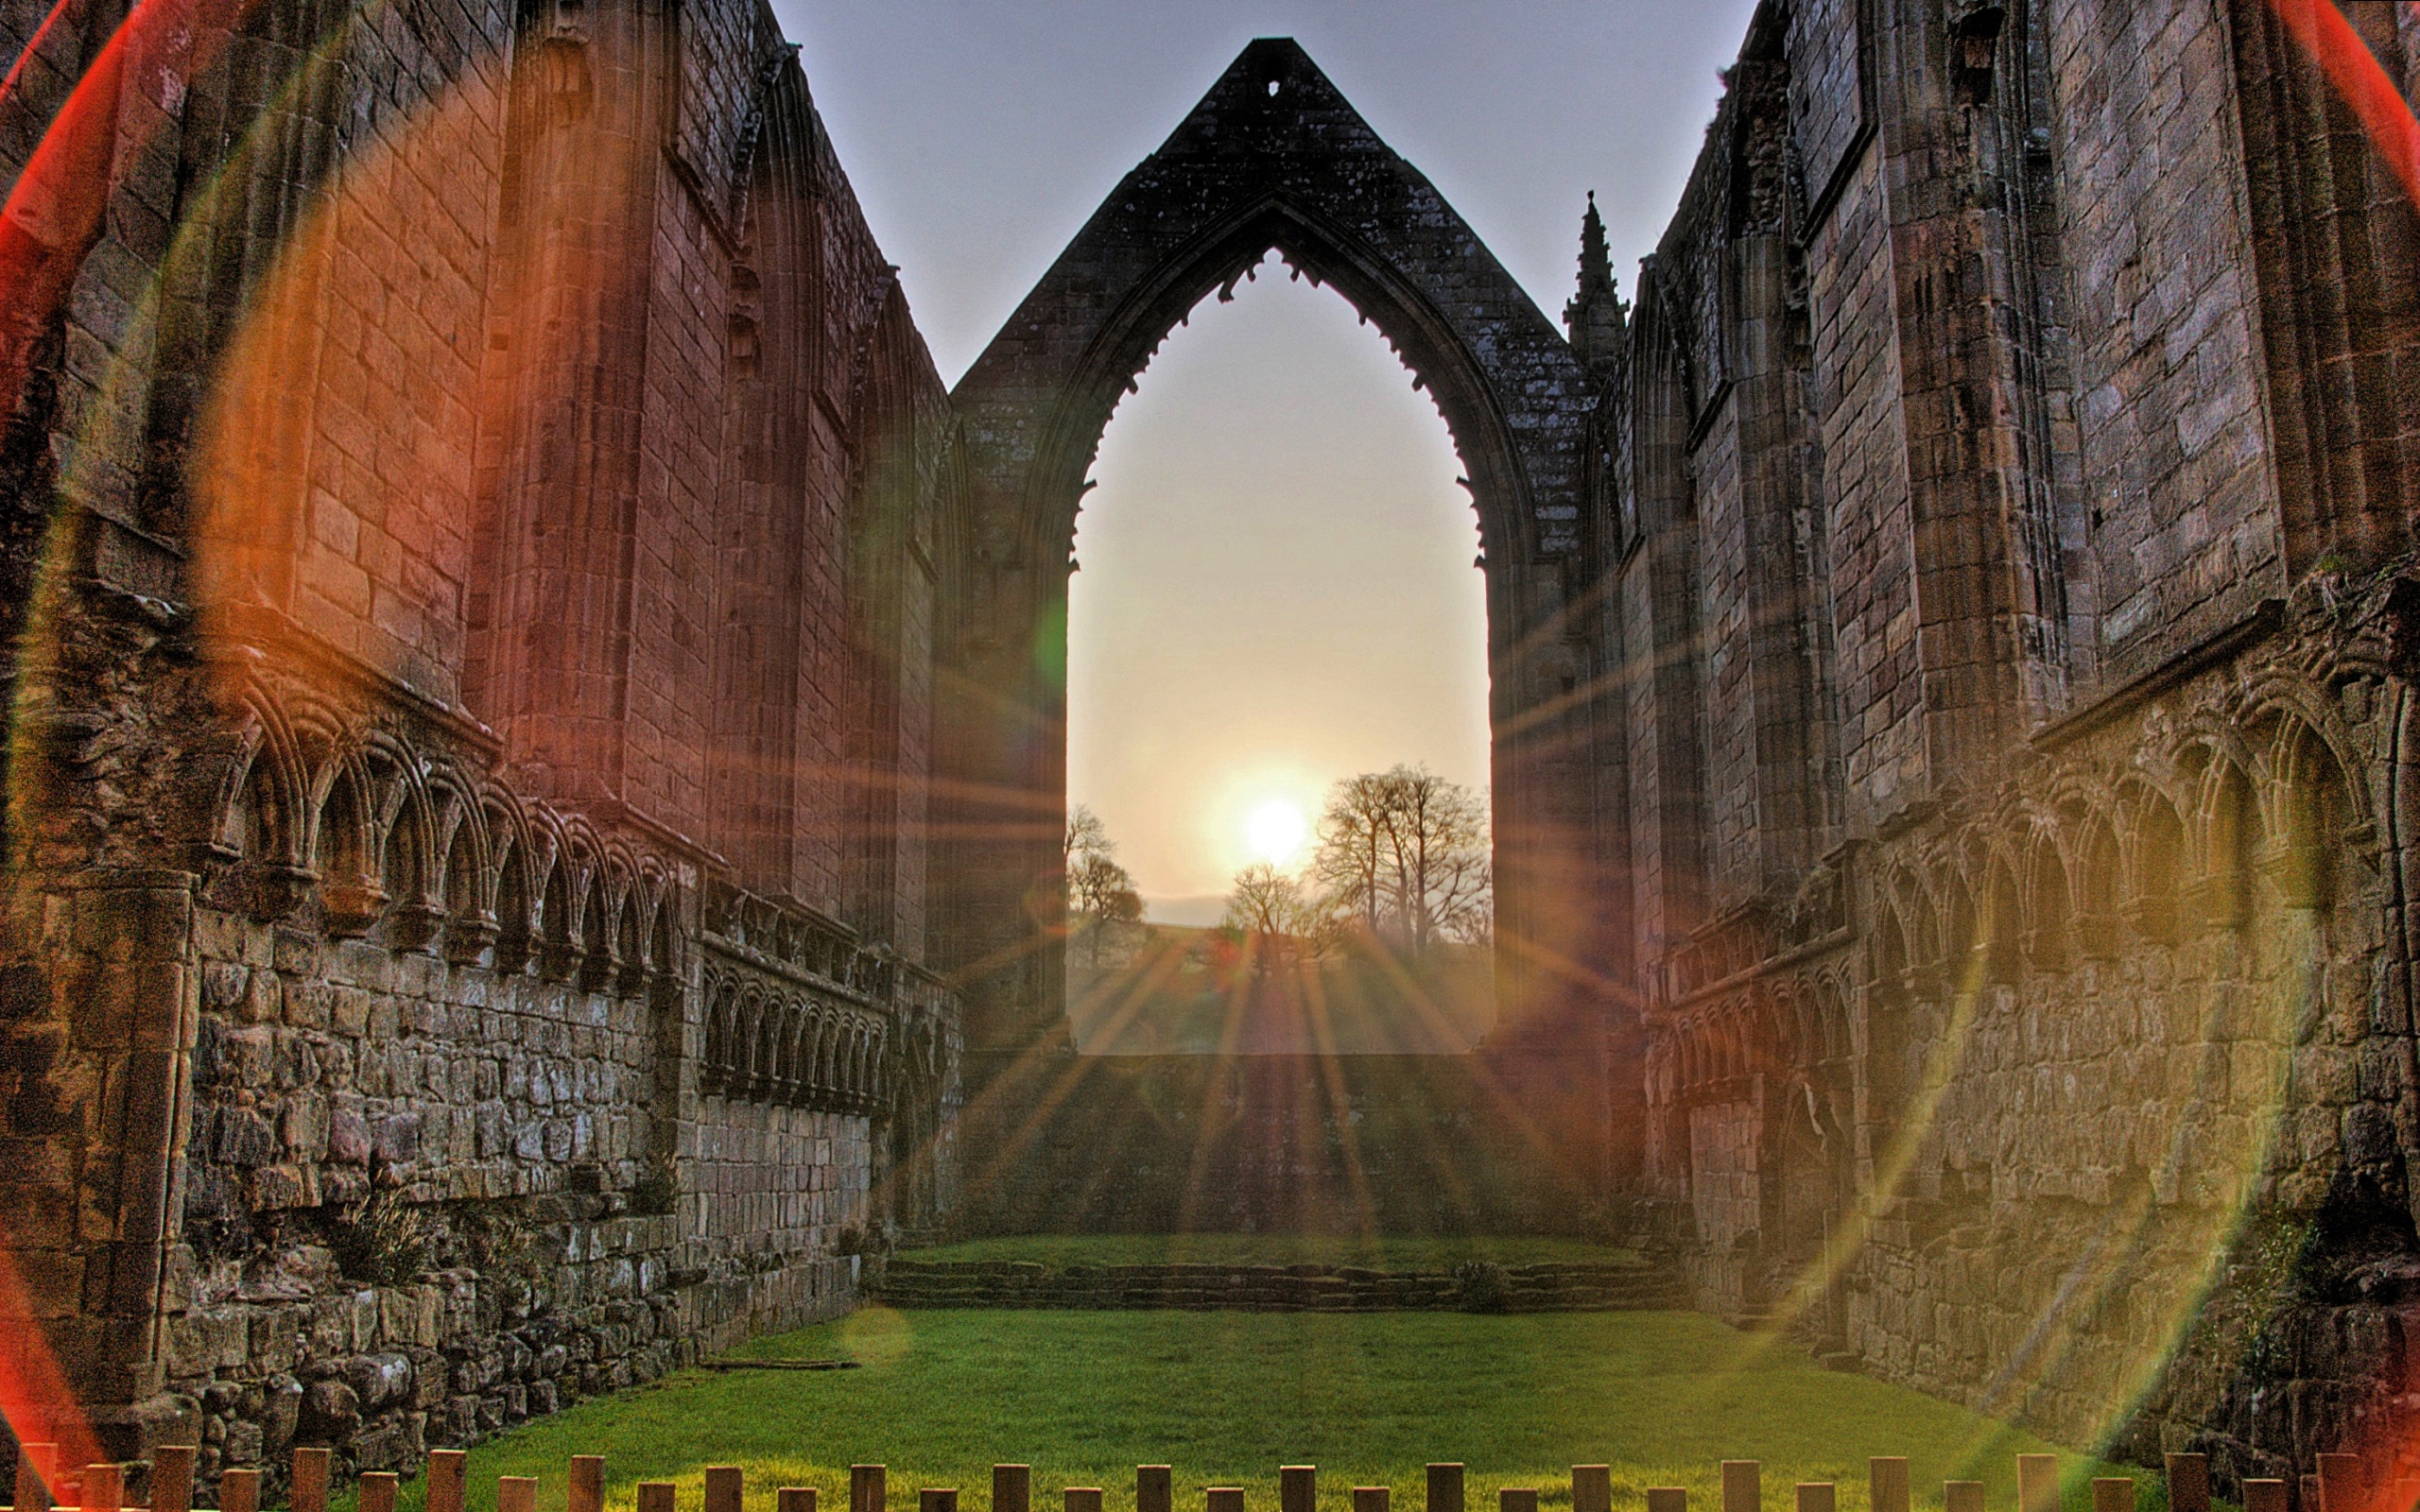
[948,1046,1616,1242]
[0,0,963,1494]
[1599,0,2420,1489]
[12,0,2420,1497]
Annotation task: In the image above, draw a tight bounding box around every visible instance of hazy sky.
[1068,262,1489,919]
[769,2,1761,919]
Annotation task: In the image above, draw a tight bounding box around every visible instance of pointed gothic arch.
[940,38,1613,1057]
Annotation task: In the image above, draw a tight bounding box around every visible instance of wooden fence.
[0,1444,2391,1512]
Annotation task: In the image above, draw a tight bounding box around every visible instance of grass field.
[898,1235,1642,1268]
[381,1310,2160,1512]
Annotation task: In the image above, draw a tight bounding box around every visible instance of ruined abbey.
[3,0,2418,1498]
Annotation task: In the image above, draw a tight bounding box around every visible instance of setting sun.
[1246,799,1310,867]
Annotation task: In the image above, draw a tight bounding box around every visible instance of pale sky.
[770,2,1762,919]
[1069,261,1489,919]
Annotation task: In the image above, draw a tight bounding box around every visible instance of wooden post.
[1065,1489,1104,1512]
[83,1466,124,1512]
[856,1467,889,1512]
[2090,1481,2134,1512]
[782,1491,821,1512]
[498,1480,538,1512]
[1646,1492,1687,1512]
[219,1471,260,1512]
[151,1449,196,1512]
[2017,1456,2059,1512]
[1141,1467,1173,1512]
[571,1458,606,1512]
[359,1473,400,1512]
[2320,1456,2364,1512]
[2163,1456,2208,1512]
[1797,1486,1835,1512]
[1871,1461,1910,1512]
[1426,1467,1463,1512]
[1282,1469,1316,1512]
[639,1485,679,1512]
[1500,1492,1538,1512]
[995,1469,1031,1512]
[1945,1484,1984,1512]
[708,1468,746,1512]
[923,1492,959,1512]
[1574,1468,1611,1512]
[1208,1492,1245,1512]
[1722,1462,1760,1512]
[291,1452,331,1512]
[1355,1490,1390,1512]
[427,1452,468,1512]
[2241,1483,2287,1512]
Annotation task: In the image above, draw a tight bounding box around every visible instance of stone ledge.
[872,1260,1686,1313]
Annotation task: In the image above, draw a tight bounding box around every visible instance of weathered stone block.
[216,1107,277,1167]
[254,1163,320,1210]
[373,1112,423,1164]
[346,1351,414,1410]
[261,1375,302,1454]
[378,1286,441,1349]
[283,1091,329,1160]
[284,980,330,1031]
[201,961,249,1012]
[250,1307,302,1375]
[221,1418,263,1466]
[300,1377,361,1444]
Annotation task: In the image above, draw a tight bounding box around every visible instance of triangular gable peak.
[938,39,1609,1057]
[953,37,1594,574]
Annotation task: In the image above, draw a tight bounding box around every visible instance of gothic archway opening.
[1062,251,1495,1056]
[942,40,1608,1068]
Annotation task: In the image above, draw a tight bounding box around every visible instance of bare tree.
[1063,804,1143,966]
[1222,862,1303,936]
[1220,863,1335,971]
[1065,804,1112,865]
[1389,767,1491,952]
[1311,772,1397,938]
[1310,765,1491,954]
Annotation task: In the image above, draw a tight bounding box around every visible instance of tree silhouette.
[1063,804,1143,966]
[1219,862,1331,974]
[1312,765,1491,953]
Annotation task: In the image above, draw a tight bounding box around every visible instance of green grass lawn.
[898,1235,1641,1269]
[386,1310,2160,1512]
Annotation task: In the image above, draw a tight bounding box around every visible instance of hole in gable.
[1066,253,1493,1055]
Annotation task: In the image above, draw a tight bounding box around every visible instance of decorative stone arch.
[942,37,1610,1056]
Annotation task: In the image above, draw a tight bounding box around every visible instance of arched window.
[1064,253,1494,1052]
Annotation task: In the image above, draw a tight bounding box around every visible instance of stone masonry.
[1598,0,2420,1494]
[0,0,960,1495]
[9,0,2420,1501]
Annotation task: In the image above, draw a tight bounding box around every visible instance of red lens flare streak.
[0,0,260,413]
[0,1241,105,1488]
[2262,0,2420,211]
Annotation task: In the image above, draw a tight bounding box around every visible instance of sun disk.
[1247,799,1310,866]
